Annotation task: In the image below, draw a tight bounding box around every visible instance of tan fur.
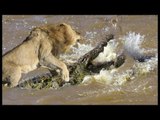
[3,23,81,87]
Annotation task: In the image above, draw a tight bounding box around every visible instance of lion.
[2,23,81,87]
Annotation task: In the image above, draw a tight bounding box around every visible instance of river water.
[2,15,158,105]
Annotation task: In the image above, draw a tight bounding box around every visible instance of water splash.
[60,43,93,63]
[123,32,156,62]
[82,32,157,86]
[60,30,157,86]
[84,31,97,41]
[132,54,158,75]
[123,32,145,59]
[82,56,157,86]
[93,39,118,63]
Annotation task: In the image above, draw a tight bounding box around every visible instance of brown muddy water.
[2,15,158,105]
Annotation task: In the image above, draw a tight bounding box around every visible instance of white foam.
[60,43,93,63]
[82,68,134,86]
[93,39,118,63]
[82,69,115,85]
[82,54,157,86]
[133,54,158,75]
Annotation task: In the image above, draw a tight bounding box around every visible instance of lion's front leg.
[41,53,69,82]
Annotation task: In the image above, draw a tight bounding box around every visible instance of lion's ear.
[31,28,41,36]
